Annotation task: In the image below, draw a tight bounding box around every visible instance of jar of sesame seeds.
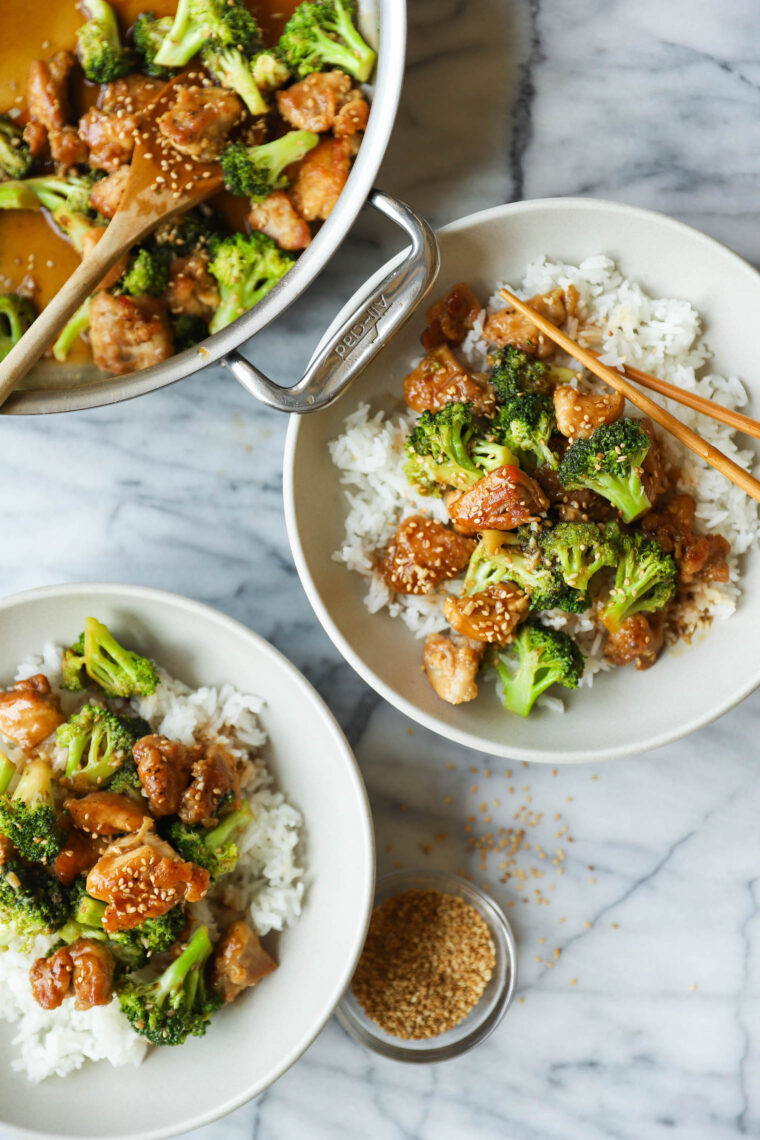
[336,869,517,1062]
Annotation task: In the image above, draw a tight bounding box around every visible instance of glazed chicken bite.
[604,612,665,670]
[178,743,241,827]
[290,137,352,222]
[157,86,244,162]
[166,253,221,320]
[88,166,130,219]
[211,921,277,1003]
[553,384,625,441]
[421,283,483,352]
[0,674,64,749]
[443,582,529,644]
[422,633,483,706]
[133,734,192,818]
[30,939,114,1011]
[403,344,496,416]
[448,467,550,534]
[483,286,579,358]
[63,792,151,837]
[89,292,174,376]
[26,50,88,166]
[248,191,312,251]
[276,70,352,133]
[53,825,101,887]
[333,96,369,139]
[78,107,139,172]
[86,828,209,932]
[379,516,475,595]
[641,494,730,583]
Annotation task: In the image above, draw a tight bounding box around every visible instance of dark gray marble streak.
[3,1,760,1138]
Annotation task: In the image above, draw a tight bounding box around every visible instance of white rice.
[0,645,303,1081]
[329,256,760,704]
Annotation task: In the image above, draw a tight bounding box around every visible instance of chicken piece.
[247,191,312,251]
[30,944,74,1010]
[448,466,549,535]
[276,70,352,133]
[23,119,48,158]
[88,166,130,219]
[69,938,115,1009]
[290,137,351,222]
[641,494,730,584]
[421,283,483,352]
[639,418,669,507]
[63,792,151,837]
[89,292,174,376]
[178,743,240,827]
[49,126,89,167]
[165,252,221,319]
[553,384,624,441]
[403,344,495,416]
[157,85,243,161]
[0,674,64,750]
[133,734,192,818]
[99,75,162,115]
[533,464,615,523]
[27,50,75,131]
[211,920,277,1003]
[443,582,529,644]
[0,833,15,865]
[333,97,369,139]
[86,828,210,932]
[422,633,483,706]
[379,516,475,596]
[78,106,139,172]
[53,825,101,886]
[483,286,579,358]
[30,939,114,1011]
[604,612,665,671]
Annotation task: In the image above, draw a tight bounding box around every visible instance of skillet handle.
[224,189,440,414]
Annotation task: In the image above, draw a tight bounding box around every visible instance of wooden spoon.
[0,76,223,407]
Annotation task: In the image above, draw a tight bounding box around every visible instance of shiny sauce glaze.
[0,0,298,353]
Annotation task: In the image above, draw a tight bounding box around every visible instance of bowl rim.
[0,581,375,1140]
[283,196,760,764]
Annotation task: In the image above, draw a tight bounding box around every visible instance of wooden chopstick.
[499,287,760,505]
[588,351,760,443]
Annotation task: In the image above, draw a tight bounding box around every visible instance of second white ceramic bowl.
[0,584,374,1140]
[284,198,760,763]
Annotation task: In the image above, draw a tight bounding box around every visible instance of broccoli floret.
[118,247,171,298]
[171,313,209,353]
[492,622,585,717]
[0,174,103,254]
[153,207,223,258]
[202,45,269,116]
[404,401,483,493]
[220,131,319,200]
[0,759,63,865]
[492,392,558,470]
[279,0,376,82]
[132,11,175,78]
[52,295,92,363]
[0,860,71,943]
[251,48,291,91]
[162,801,253,880]
[118,924,221,1045]
[0,116,33,181]
[62,890,186,969]
[598,531,676,633]
[463,533,588,613]
[0,294,36,363]
[488,344,576,400]
[538,521,620,593]
[154,0,259,68]
[76,0,133,83]
[558,418,654,524]
[62,617,158,699]
[56,705,138,785]
[207,231,295,334]
[470,438,520,473]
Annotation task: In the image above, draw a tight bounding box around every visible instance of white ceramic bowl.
[0,584,374,1140]
[284,198,760,763]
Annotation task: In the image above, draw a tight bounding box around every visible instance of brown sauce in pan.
[0,0,299,346]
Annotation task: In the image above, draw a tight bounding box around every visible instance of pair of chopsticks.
[499,288,760,504]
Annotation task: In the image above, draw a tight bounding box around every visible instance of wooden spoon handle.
[0,215,133,408]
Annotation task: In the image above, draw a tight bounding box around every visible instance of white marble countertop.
[3,1,760,1137]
